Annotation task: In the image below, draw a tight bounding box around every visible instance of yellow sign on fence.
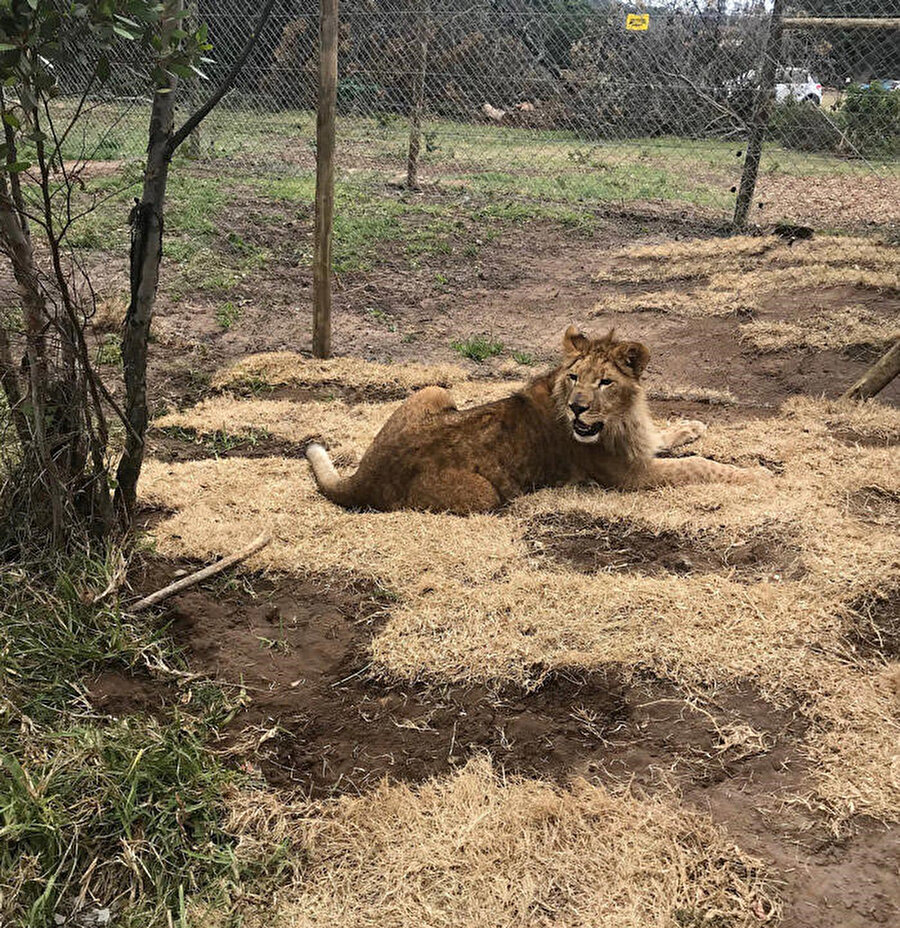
[625,13,650,31]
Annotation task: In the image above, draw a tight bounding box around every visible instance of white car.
[728,68,823,105]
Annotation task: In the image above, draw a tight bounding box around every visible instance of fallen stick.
[842,338,900,401]
[131,534,271,613]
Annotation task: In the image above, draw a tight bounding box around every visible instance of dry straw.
[143,354,900,825]
[212,352,470,393]
[591,235,900,337]
[201,758,776,928]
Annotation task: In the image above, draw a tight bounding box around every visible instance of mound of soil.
[149,428,309,463]
[525,512,806,582]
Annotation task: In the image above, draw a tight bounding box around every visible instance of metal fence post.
[186,0,201,158]
[313,0,338,359]
[733,0,785,230]
[406,0,430,190]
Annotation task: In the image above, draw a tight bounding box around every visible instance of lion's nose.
[569,401,588,417]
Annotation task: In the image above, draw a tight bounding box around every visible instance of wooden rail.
[782,17,900,30]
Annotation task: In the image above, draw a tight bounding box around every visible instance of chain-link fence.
[52,1,899,228]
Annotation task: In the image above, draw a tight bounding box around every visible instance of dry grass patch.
[596,235,898,286]
[740,305,899,353]
[140,373,900,821]
[213,352,469,394]
[593,235,899,323]
[212,759,776,928]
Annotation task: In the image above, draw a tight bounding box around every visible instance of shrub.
[770,100,845,153]
[839,84,900,159]
[450,334,504,363]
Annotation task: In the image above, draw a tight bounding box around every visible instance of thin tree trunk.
[733,0,784,230]
[0,172,63,540]
[842,339,900,401]
[115,44,179,521]
[116,0,276,522]
[406,2,430,191]
[312,0,338,359]
[0,319,29,447]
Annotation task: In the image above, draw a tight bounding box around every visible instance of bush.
[839,84,900,159]
[770,100,845,153]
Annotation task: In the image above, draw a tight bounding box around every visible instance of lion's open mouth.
[572,419,604,438]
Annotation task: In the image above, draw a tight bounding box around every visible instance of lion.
[306,326,769,514]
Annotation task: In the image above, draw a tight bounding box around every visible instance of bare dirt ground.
[139,203,899,419]
[88,208,899,927]
[94,555,898,928]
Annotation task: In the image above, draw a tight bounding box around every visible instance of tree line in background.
[49,1,900,145]
[252,0,897,139]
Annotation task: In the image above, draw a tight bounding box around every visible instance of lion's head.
[554,326,650,444]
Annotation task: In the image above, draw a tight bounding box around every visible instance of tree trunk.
[115,61,178,522]
[312,0,338,359]
[842,339,900,401]
[0,172,64,540]
[733,0,784,230]
[406,3,430,191]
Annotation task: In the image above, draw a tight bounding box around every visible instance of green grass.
[0,552,273,926]
[157,424,274,455]
[95,332,122,366]
[511,350,536,366]
[450,333,505,363]
[215,301,243,330]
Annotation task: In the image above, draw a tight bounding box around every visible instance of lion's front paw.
[680,419,708,442]
[738,464,775,483]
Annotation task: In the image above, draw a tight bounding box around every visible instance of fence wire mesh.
[51,1,899,228]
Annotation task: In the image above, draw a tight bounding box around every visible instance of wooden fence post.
[733,0,785,230]
[313,0,338,359]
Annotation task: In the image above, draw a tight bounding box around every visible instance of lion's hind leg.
[407,469,501,514]
[656,419,707,453]
[404,385,456,417]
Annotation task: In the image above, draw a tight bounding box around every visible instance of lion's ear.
[562,325,589,357]
[612,341,650,378]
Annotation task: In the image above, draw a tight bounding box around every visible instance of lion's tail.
[306,443,359,508]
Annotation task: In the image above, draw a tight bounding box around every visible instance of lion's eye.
[568,373,578,382]
[600,378,613,386]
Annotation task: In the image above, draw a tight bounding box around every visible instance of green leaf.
[96,55,110,83]
[2,111,20,129]
[7,160,32,173]
[0,43,17,52]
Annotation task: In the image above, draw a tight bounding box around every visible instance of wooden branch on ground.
[131,534,271,612]
[842,339,900,401]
